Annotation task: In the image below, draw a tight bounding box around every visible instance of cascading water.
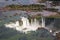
[5,16,45,33]
[41,16,45,27]
[21,17,30,28]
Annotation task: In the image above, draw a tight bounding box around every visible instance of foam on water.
[4,17,45,33]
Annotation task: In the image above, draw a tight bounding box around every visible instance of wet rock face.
[45,18,54,26]
[54,18,60,30]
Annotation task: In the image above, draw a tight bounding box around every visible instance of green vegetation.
[6,4,45,11]
[0,25,54,40]
[0,18,55,40]
[47,14,60,18]
[46,8,58,12]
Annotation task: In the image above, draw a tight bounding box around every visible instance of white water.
[21,17,30,28]
[4,17,45,33]
[42,17,45,27]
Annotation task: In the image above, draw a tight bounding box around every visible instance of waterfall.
[15,21,20,26]
[21,17,30,28]
[42,16,45,28]
[5,16,42,32]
